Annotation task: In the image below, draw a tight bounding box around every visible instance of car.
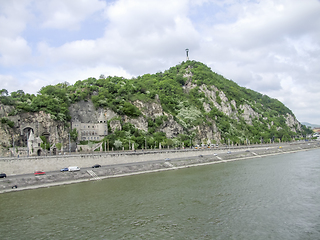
[60,168,68,172]
[92,164,101,168]
[164,158,170,161]
[68,166,80,172]
[34,171,45,175]
[0,173,6,178]
[199,155,203,157]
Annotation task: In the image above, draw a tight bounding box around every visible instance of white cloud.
[36,0,107,30]
[21,64,132,94]
[0,0,32,38]
[0,0,33,66]
[34,0,200,75]
[0,36,32,66]
[0,74,20,93]
[0,0,320,124]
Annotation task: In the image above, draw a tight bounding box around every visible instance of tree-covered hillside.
[0,61,312,150]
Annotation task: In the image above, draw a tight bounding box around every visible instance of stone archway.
[37,149,42,156]
[52,147,57,155]
[41,132,50,142]
[41,132,50,151]
[22,127,34,146]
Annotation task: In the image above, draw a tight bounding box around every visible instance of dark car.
[92,164,101,168]
[60,168,68,172]
[0,173,6,178]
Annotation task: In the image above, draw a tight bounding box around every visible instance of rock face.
[123,116,148,132]
[133,99,164,118]
[68,100,183,139]
[0,61,304,155]
[286,113,301,132]
[200,86,237,120]
[239,104,260,125]
[0,85,303,156]
[0,105,68,156]
[160,115,184,139]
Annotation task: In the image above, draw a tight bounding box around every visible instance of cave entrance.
[23,127,34,147]
[52,147,57,155]
[37,149,42,156]
[41,132,50,142]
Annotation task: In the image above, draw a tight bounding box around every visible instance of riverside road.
[0,141,319,193]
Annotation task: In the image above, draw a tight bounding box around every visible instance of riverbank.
[1,142,319,194]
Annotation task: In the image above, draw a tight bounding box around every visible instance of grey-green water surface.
[1,149,320,239]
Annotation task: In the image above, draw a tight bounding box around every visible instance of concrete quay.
[0,141,319,194]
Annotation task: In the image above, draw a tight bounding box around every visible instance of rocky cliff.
[0,60,307,155]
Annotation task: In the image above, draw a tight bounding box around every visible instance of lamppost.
[12,134,14,157]
[145,137,147,150]
[27,131,29,157]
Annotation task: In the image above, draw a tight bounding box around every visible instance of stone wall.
[0,142,315,176]
[0,149,217,175]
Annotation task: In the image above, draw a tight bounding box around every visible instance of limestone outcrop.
[0,106,68,156]
[0,61,305,155]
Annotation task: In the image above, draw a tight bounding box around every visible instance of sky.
[0,0,320,124]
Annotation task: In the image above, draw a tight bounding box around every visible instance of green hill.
[0,61,312,152]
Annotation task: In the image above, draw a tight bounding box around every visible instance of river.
[1,149,320,239]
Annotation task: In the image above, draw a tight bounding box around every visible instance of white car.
[68,166,80,172]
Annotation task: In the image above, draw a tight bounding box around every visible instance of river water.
[1,149,320,239]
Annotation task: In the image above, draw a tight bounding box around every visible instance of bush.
[1,118,14,128]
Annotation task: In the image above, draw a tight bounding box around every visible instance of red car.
[34,171,46,175]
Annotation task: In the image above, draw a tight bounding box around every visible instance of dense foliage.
[0,61,310,149]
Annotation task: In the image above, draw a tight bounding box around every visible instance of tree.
[40,136,50,150]
[114,139,122,149]
[70,128,78,142]
[0,89,8,96]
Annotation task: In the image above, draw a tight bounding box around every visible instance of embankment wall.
[0,148,222,175]
[0,142,308,175]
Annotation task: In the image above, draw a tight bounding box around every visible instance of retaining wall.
[0,148,221,175]
[0,142,299,176]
